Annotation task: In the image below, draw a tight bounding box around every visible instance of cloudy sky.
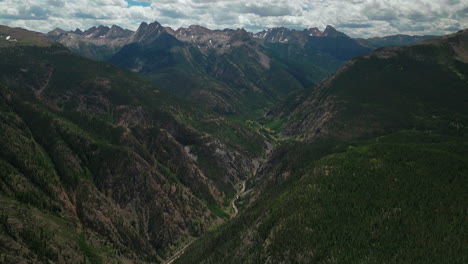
[0,0,466,37]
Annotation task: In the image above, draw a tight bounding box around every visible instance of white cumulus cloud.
[0,0,466,37]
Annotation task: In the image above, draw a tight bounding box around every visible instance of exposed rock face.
[321,25,349,37]
[46,25,134,60]
[252,25,349,44]
[48,23,353,57]
[131,21,168,44]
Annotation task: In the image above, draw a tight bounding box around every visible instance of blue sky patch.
[126,0,150,7]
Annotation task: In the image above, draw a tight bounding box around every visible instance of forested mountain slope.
[174,29,468,264]
[269,29,468,141]
[0,25,266,263]
[358,34,438,48]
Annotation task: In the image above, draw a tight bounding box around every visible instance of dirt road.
[164,180,246,263]
[164,241,194,264]
[230,180,246,218]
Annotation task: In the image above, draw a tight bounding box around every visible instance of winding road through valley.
[230,180,246,218]
[164,180,247,264]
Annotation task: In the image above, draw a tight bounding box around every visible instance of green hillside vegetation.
[360,34,438,48]
[110,31,339,118]
[175,131,468,264]
[1,24,467,264]
[0,26,266,263]
[272,30,468,141]
[0,25,55,47]
[175,30,468,263]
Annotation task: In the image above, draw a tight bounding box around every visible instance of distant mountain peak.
[187,25,212,35]
[148,21,163,29]
[82,26,97,36]
[188,25,210,30]
[138,22,149,31]
[322,25,348,37]
[106,25,133,39]
[229,28,252,44]
[73,28,83,35]
[84,26,97,32]
[81,25,110,38]
[47,28,66,36]
[306,27,322,36]
[132,20,167,44]
[253,25,349,44]
[272,27,289,31]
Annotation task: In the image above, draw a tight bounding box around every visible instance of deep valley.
[0,19,466,264]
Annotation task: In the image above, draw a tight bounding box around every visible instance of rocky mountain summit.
[48,23,355,58]
[253,25,348,43]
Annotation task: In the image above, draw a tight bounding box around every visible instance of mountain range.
[0,21,466,264]
[47,22,435,117]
